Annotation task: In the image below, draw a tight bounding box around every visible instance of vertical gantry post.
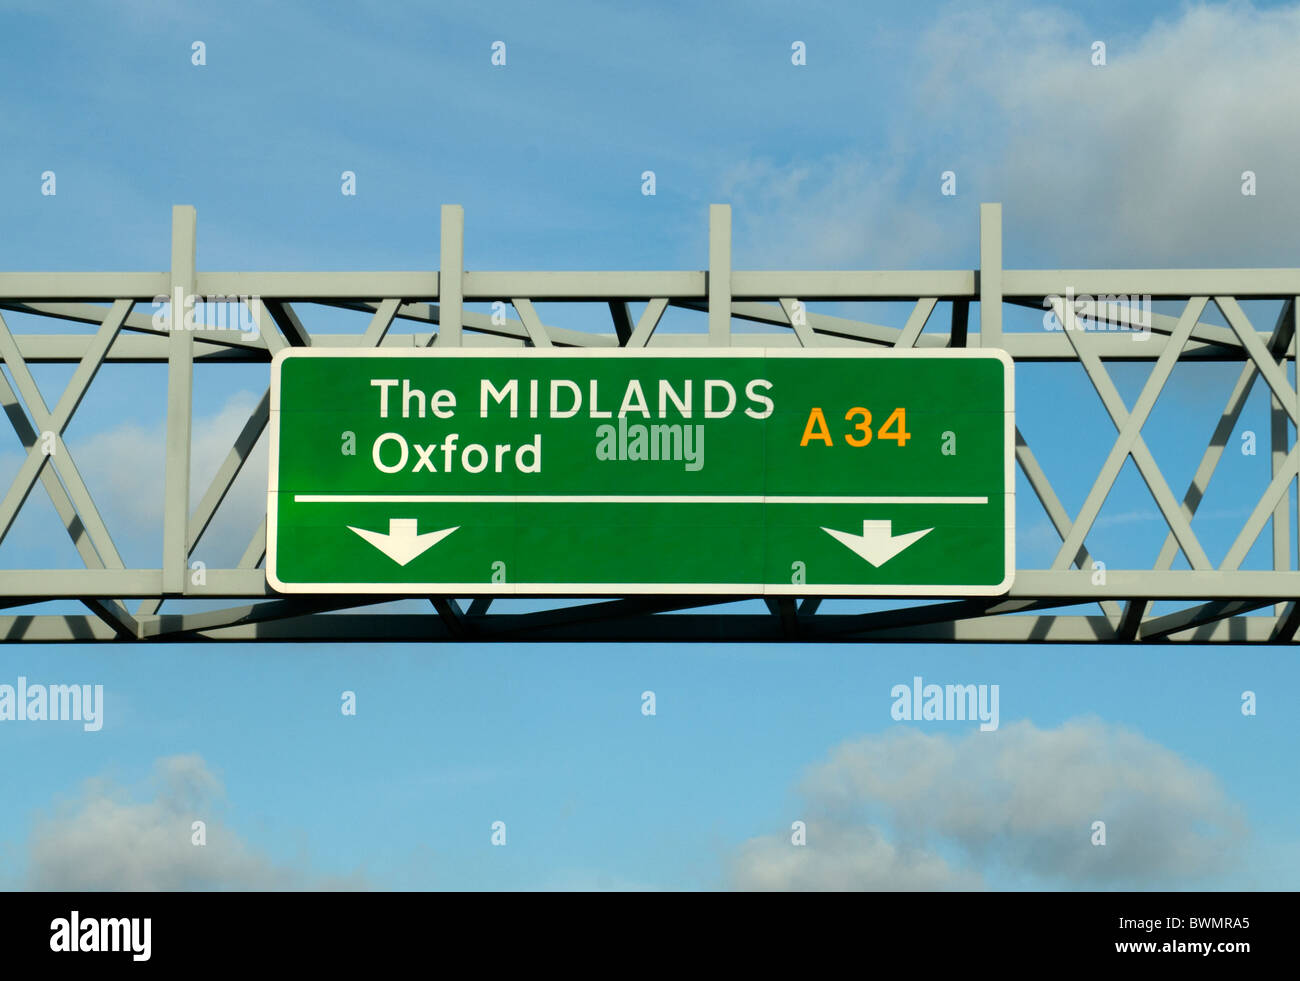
[1271,356,1290,616]
[1271,298,1299,615]
[979,202,1003,349]
[163,205,196,596]
[709,204,731,346]
[440,205,464,346]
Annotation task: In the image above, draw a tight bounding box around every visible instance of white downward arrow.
[347,518,459,566]
[821,519,933,567]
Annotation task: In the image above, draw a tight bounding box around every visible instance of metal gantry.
[0,202,1297,643]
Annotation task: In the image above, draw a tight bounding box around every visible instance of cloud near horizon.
[21,754,365,891]
[729,717,1247,890]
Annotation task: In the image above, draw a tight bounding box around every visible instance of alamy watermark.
[151,288,261,336]
[1042,289,1152,340]
[50,911,150,961]
[890,675,999,731]
[0,676,104,731]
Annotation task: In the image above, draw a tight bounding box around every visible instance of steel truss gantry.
[1,203,1298,643]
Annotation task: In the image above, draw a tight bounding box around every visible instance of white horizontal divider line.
[294,494,990,504]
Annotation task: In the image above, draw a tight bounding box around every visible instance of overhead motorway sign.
[267,348,1014,596]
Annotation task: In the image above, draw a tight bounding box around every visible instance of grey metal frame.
[0,203,1297,643]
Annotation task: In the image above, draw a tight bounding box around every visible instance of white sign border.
[266,347,1015,597]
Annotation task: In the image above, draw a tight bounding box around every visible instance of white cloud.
[723,2,1300,269]
[733,824,978,891]
[924,1,1300,266]
[729,718,1246,890]
[23,754,364,891]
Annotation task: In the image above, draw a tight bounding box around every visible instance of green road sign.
[267,348,1014,596]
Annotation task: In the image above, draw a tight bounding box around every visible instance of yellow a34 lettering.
[799,407,909,447]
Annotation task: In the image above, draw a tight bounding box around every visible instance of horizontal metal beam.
[0,273,169,300]
[464,271,706,300]
[1138,599,1275,641]
[0,570,272,598]
[1004,269,1300,300]
[6,569,1300,601]
[2,268,1295,305]
[197,272,438,299]
[731,271,975,300]
[2,324,1276,364]
[139,597,382,639]
[0,610,1285,644]
[1010,570,1300,599]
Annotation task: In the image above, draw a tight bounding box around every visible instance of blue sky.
[1,0,1299,890]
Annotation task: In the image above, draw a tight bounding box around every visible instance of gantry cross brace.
[1,203,1298,643]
